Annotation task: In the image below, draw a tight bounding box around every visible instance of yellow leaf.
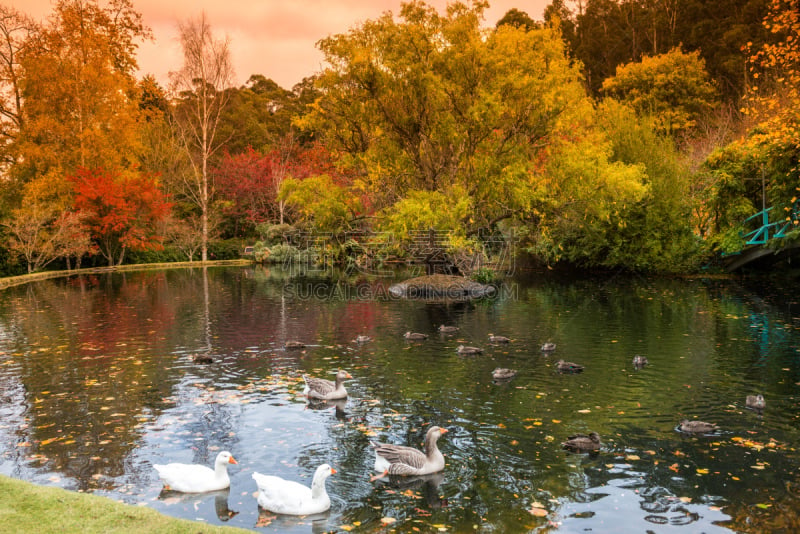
[380,517,396,525]
[696,468,709,475]
[339,525,354,532]
[625,455,640,461]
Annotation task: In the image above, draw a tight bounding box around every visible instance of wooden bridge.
[723,199,800,271]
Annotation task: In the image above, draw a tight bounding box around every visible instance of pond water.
[0,265,799,533]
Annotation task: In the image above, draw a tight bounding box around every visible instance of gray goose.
[371,426,448,476]
[302,370,352,400]
[438,325,459,333]
[677,419,718,434]
[561,432,601,452]
[488,334,511,343]
[285,341,305,349]
[456,345,483,355]
[541,342,557,352]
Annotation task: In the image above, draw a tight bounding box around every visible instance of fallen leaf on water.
[626,455,640,461]
[756,503,772,509]
[577,409,591,414]
[339,525,354,532]
[679,497,692,503]
[380,517,397,525]
[696,468,709,475]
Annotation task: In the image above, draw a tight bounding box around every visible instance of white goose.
[153,451,237,493]
[371,426,448,476]
[252,464,336,515]
[303,370,352,400]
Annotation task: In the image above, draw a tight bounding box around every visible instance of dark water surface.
[1,266,799,533]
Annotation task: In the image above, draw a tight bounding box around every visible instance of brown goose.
[492,368,517,380]
[677,419,718,434]
[371,426,448,476]
[488,334,511,343]
[456,345,483,355]
[561,432,601,452]
[404,331,428,340]
[632,355,648,368]
[438,325,459,333]
[556,360,583,373]
[191,354,214,364]
[541,342,557,352]
[746,394,765,411]
[302,370,352,400]
[285,341,305,349]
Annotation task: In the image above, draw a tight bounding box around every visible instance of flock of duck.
[162,326,767,517]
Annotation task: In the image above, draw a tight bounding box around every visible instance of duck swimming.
[561,432,601,452]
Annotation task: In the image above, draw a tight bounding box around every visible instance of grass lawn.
[0,475,252,533]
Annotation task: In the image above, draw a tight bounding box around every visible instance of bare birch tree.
[168,12,233,261]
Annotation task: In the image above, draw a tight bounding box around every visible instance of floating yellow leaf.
[696,468,709,475]
[552,419,561,424]
[679,496,692,503]
[625,455,640,461]
[380,517,396,525]
[339,525,354,531]
[577,409,591,414]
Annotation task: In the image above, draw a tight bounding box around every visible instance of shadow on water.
[0,265,799,532]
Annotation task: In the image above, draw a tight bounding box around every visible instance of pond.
[0,265,799,533]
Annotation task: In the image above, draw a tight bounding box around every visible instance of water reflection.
[158,488,239,522]
[0,266,798,532]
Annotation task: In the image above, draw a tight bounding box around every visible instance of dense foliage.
[0,0,797,275]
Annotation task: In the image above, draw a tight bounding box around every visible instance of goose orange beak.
[229,456,238,464]
[441,428,449,433]
[331,467,337,474]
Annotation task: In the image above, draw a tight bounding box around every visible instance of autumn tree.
[306,0,589,235]
[70,167,172,266]
[214,140,347,236]
[17,0,150,177]
[0,5,37,174]
[168,12,233,262]
[602,47,719,137]
[2,171,92,272]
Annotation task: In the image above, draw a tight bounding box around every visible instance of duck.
[438,325,459,333]
[354,335,372,343]
[492,368,517,380]
[632,355,648,368]
[191,354,214,364]
[488,334,511,343]
[541,342,557,352]
[153,451,237,493]
[677,419,718,434]
[561,432,601,452]
[303,370,352,400]
[556,359,583,373]
[746,394,765,411]
[456,345,483,355]
[252,464,336,515]
[284,341,305,349]
[371,426,448,476]
[404,331,428,340]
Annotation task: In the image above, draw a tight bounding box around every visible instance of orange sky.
[9,0,550,89]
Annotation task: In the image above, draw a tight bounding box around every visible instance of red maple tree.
[70,167,172,265]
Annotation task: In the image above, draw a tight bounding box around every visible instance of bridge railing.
[741,199,800,246]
